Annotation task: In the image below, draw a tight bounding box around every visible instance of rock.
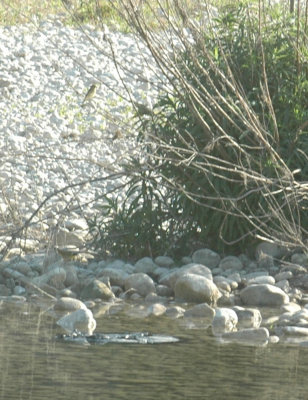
[184,303,215,319]
[80,279,115,301]
[215,280,231,293]
[17,238,40,252]
[256,241,287,259]
[14,286,26,295]
[33,264,66,289]
[275,279,290,292]
[64,218,88,231]
[55,245,80,261]
[55,228,85,248]
[291,253,308,266]
[217,293,236,307]
[219,256,243,271]
[64,264,79,287]
[268,335,280,344]
[58,288,76,299]
[281,302,301,313]
[247,276,275,285]
[145,292,167,303]
[152,267,170,280]
[212,308,238,336]
[192,248,221,268]
[124,273,156,297]
[56,308,96,335]
[232,306,262,328]
[181,256,192,265]
[98,267,129,287]
[289,274,308,290]
[240,284,289,307]
[165,306,185,319]
[221,328,269,344]
[182,264,213,279]
[278,326,308,336]
[159,263,212,289]
[0,284,11,296]
[227,272,242,283]
[262,315,280,328]
[54,297,87,311]
[134,257,157,274]
[275,271,293,281]
[281,309,308,326]
[214,276,238,291]
[146,303,166,317]
[120,287,138,300]
[154,256,174,268]
[9,261,31,275]
[156,284,173,297]
[174,273,221,304]
[104,259,125,270]
[245,271,269,279]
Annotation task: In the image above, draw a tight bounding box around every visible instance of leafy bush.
[91,1,308,258]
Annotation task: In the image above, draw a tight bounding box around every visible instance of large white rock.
[219,256,243,271]
[221,328,269,344]
[159,263,212,289]
[256,242,286,259]
[278,326,308,336]
[247,275,275,285]
[54,297,88,311]
[184,303,215,319]
[192,248,220,269]
[98,267,129,287]
[134,257,157,274]
[124,273,156,297]
[56,308,96,335]
[212,308,238,336]
[146,303,166,317]
[240,284,289,306]
[174,273,220,304]
[232,306,262,329]
[154,256,174,268]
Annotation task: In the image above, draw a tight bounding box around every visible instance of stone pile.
[0,239,307,346]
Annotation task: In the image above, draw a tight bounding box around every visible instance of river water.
[1,300,308,400]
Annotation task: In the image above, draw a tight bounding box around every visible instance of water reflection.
[0,301,308,400]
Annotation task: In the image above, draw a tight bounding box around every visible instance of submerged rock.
[221,327,269,345]
[57,332,179,345]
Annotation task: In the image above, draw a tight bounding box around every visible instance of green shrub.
[91,2,307,258]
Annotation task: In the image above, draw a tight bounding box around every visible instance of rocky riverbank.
[1,240,308,347]
[0,19,307,347]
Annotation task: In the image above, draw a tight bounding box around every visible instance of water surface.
[0,301,307,400]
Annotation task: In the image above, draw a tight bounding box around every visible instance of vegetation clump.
[91,1,308,259]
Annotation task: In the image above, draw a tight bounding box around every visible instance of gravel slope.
[0,18,164,246]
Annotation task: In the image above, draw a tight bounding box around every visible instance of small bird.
[112,129,123,141]
[82,83,98,106]
[133,101,153,116]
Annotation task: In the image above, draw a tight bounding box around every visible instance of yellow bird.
[82,83,98,105]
